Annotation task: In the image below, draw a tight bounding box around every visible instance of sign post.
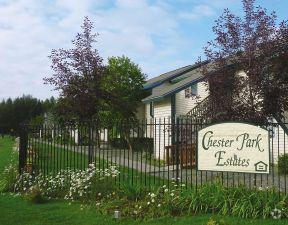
[197,122,270,174]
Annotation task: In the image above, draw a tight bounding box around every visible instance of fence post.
[175,118,180,185]
[88,122,93,164]
[19,125,28,173]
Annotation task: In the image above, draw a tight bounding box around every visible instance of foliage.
[1,137,288,224]
[103,56,146,120]
[0,96,55,135]
[14,164,119,202]
[119,183,148,201]
[110,137,127,148]
[202,0,288,123]
[206,217,228,225]
[110,137,153,153]
[0,163,18,193]
[3,154,288,220]
[278,154,288,174]
[2,194,287,225]
[0,139,18,193]
[100,56,146,151]
[44,17,114,121]
[24,185,47,204]
[185,183,287,219]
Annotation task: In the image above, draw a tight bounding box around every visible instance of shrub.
[25,185,47,204]
[119,183,148,201]
[0,163,18,193]
[66,164,119,201]
[278,154,288,174]
[110,181,288,219]
[14,163,120,203]
[206,217,228,225]
[9,162,288,220]
[110,138,128,149]
[131,138,153,153]
[110,137,153,153]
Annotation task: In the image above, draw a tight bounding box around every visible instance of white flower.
[147,202,150,205]
[157,204,161,207]
[164,189,168,193]
[271,208,282,219]
[170,193,174,197]
[150,193,156,198]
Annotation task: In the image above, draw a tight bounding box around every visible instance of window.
[191,84,198,96]
[185,88,191,98]
[185,84,198,98]
[150,102,154,117]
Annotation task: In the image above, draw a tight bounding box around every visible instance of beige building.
[137,62,288,162]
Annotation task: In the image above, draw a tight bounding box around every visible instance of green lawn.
[0,193,288,225]
[31,140,167,187]
[0,136,288,225]
[0,136,16,172]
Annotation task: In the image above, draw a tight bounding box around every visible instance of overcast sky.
[0,0,287,100]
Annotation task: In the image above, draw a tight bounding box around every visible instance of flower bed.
[1,161,288,220]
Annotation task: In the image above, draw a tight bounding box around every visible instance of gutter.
[142,76,207,103]
[143,61,209,90]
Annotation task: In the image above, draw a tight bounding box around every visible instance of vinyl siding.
[271,119,288,163]
[154,98,171,159]
[144,103,154,138]
[145,82,210,159]
[175,81,209,117]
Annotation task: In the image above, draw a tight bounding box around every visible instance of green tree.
[103,56,146,151]
[103,56,146,120]
[0,95,55,135]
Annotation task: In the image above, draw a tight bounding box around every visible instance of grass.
[30,140,168,187]
[0,193,288,225]
[0,136,16,172]
[1,136,288,225]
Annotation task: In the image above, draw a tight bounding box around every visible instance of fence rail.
[19,118,288,193]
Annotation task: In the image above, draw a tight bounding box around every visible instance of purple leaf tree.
[202,0,288,123]
[44,17,112,121]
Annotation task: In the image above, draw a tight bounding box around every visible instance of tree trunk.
[124,131,133,152]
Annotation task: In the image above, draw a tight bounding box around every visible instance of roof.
[142,61,216,103]
[143,62,206,90]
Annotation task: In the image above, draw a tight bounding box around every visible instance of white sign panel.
[197,122,270,174]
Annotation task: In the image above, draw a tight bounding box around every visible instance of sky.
[0,0,287,100]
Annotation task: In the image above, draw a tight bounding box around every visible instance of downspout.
[171,94,180,181]
[171,94,176,145]
[274,115,288,135]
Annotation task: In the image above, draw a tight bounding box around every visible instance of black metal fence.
[19,118,288,192]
